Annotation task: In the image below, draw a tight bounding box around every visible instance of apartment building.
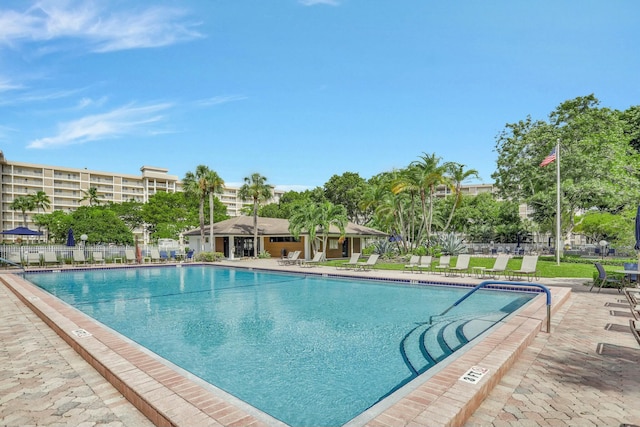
[0,151,283,242]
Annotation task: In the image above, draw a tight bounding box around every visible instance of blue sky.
[1,1,639,191]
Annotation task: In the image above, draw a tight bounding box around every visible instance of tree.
[289,200,347,258]
[492,94,640,243]
[204,170,224,252]
[442,163,479,232]
[81,187,103,206]
[10,196,35,227]
[238,173,273,257]
[141,192,200,241]
[70,206,133,244]
[30,190,50,214]
[323,172,371,224]
[183,165,212,251]
[105,200,144,232]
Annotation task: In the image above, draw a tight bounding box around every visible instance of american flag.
[539,147,556,167]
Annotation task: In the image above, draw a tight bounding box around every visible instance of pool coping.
[1,265,571,427]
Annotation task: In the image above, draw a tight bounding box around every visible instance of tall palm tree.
[10,196,35,227]
[204,170,224,252]
[238,173,273,257]
[289,200,347,258]
[29,190,51,239]
[81,187,103,206]
[183,165,211,251]
[443,163,479,231]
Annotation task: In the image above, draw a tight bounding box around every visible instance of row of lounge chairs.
[624,288,640,346]
[10,248,195,267]
[336,253,380,271]
[400,254,539,281]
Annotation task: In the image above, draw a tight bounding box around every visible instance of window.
[329,239,339,250]
[269,237,300,243]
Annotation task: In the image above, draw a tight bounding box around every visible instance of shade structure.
[66,228,75,247]
[1,227,43,236]
[635,205,640,251]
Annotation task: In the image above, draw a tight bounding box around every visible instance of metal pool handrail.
[432,280,552,333]
[0,257,26,274]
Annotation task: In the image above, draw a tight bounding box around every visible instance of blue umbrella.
[1,226,43,236]
[635,205,640,251]
[66,228,75,247]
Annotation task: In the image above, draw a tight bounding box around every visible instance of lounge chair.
[630,319,640,346]
[624,288,640,306]
[185,250,194,262]
[355,253,380,271]
[280,250,301,266]
[43,252,61,266]
[7,252,22,266]
[278,250,298,266]
[125,249,136,264]
[150,249,161,263]
[484,254,510,278]
[92,252,106,265]
[446,254,471,277]
[590,262,622,293]
[159,250,169,262]
[433,255,451,274]
[336,253,361,270]
[416,256,433,273]
[403,255,420,272]
[25,252,41,267]
[300,252,324,267]
[509,255,539,282]
[73,250,87,265]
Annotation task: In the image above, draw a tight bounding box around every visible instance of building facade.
[0,151,283,243]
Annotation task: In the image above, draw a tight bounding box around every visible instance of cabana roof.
[182,216,386,237]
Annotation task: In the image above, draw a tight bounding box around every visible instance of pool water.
[27,266,535,427]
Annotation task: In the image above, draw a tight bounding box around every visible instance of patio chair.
[278,250,298,266]
[125,249,136,264]
[159,250,169,262]
[92,252,106,265]
[416,256,433,273]
[484,254,510,279]
[185,250,195,262]
[355,253,380,271]
[300,252,324,267]
[25,252,41,267]
[433,255,451,274]
[7,252,22,266]
[446,254,471,277]
[336,253,361,270]
[73,250,87,265]
[508,255,539,282]
[403,255,420,272]
[589,262,622,293]
[43,251,61,266]
[150,249,161,263]
[630,319,640,346]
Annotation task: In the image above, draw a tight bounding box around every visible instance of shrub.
[195,251,224,262]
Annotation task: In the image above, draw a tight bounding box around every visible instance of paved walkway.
[0,282,153,427]
[1,261,639,426]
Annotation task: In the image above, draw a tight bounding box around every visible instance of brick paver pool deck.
[1,259,638,426]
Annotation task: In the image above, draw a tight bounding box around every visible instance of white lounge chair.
[433,255,450,274]
[416,256,433,273]
[150,249,161,263]
[73,250,87,265]
[125,249,136,264]
[43,252,61,266]
[509,255,539,282]
[446,254,471,277]
[278,250,299,266]
[403,255,420,272]
[25,252,41,267]
[484,254,510,278]
[300,252,324,267]
[92,252,106,265]
[355,254,379,271]
[337,253,361,270]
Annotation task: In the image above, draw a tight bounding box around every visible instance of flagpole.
[555,139,561,265]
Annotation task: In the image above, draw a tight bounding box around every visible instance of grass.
[326,255,633,279]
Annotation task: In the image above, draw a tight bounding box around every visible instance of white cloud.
[195,95,248,107]
[27,102,172,149]
[0,77,23,92]
[0,1,203,53]
[299,0,340,6]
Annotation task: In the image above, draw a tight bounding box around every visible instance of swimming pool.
[26,266,536,427]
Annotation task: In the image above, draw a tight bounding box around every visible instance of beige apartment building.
[0,151,283,243]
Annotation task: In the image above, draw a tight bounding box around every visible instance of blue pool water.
[27,266,535,427]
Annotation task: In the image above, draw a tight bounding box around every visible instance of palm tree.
[443,163,479,231]
[81,187,103,206]
[10,196,35,227]
[183,165,211,251]
[29,190,51,239]
[204,170,224,252]
[289,201,347,259]
[238,173,273,257]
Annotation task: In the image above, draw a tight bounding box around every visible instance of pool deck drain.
[1,260,637,426]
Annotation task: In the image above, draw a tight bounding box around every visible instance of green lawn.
[326,255,631,279]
